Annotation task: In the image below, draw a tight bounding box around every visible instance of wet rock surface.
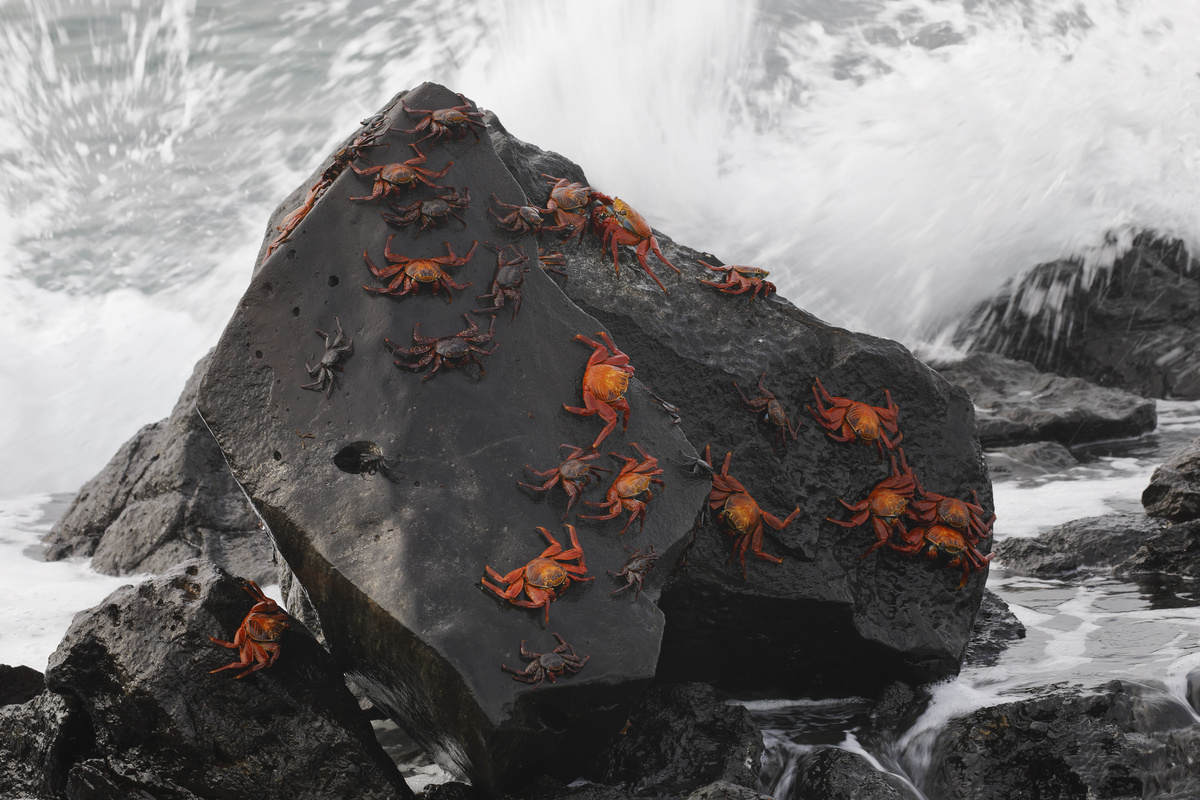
[0,689,88,799]
[927,680,1200,800]
[34,559,411,799]
[1142,436,1200,522]
[961,589,1025,669]
[588,683,763,795]
[489,113,993,697]
[984,440,1078,481]
[955,233,1200,400]
[791,748,919,800]
[42,351,273,584]
[198,83,710,791]
[933,352,1157,448]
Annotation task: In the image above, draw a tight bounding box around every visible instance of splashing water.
[3,0,1200,495]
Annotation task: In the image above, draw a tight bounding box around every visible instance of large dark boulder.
[955,233,1200,399]
[0,689,89,799]
[42,351,272,583]
[197,83,709,792]
[588,683,763,795]
[791,748,920,800]
[488,112,993,695]
[927,680,1200,799]
[933,352,1156,448]
[35,560,411,799]
[1143,437,1200,522]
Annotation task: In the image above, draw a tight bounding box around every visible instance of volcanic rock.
[961,589,1025,669]
[932,352,1156,448]
[588,683,763,795]
[791,748,920,800]
[37,559,411,799]
[955,232,1200,399]
[927,680,1200,799]
[984,440,1078,481]
[1143,436,1200,522]
[42,351,272,583]
[488,111,993,695]
[0,689,88,799]
[198,83,710,792]
[0,663,45,707]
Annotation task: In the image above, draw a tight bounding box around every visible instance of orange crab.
[519,444,612,519]
[564,332,635,451]
[828,449,921,558]
[699,261,777,300]
[580,442,665,535]
[543,174,596,242]
[349,144,451,202]
[591,194,681,295]
[704,446,800,577]
[362,237,477,301]
[910,485,995,544]
[890,524,993,589]
[734,372,800,455]
[807,377,902,458]
[209,580,290,679]
[481,524,594,623]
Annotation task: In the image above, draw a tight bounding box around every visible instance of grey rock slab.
[42,351,273,584]
[934,352,1157,448]
[42,560,411,799]
[198,83,709,792]
[1143,436,1200,522]
[489,113,993,694]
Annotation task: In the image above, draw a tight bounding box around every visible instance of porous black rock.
[791,748,920,800]
[0,689,89,799]
[488,112,993,695]
[588,683,764,795]
[955,233,1200,399]
[1143,436,1200,522]
[961,589,1025,669]
[42,351,272,583]
[198,83,710,792]
[35,559,411,799]
[927,680,1200,800]
[933,352,1157,448]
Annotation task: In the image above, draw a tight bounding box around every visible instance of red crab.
[539,248,568,279]
[209,580,290,679]
[350,144,451,202]
[472,242,530,321]
[543,174,596,243]
[705,446,800,577]
[807,377,902,458]
[381,187,470,235]
[519,443,612,519]
[608,544,659,600]
[890,524,993,589]
[580,442,665,535]
[489,193,566,236]
[386,313,496,382]
[735,372,800,455]
[563,332,635,451]
[502,633,589,687]
[396,92,486,143]
[363,238,477,301]
[828,449,921,558]
[910,485,995,544]
[699,261,777,300]
[591,194,682,295]
[481,524,594,623]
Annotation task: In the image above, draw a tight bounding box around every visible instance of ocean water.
[4,0,1200,794]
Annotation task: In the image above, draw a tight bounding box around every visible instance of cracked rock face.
[198,83,709,791]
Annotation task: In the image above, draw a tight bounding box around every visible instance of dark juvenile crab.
[501,633,589,687]
[608,544,659,601]
[301,317,354,396]
[363,238,477,301]
[381,187,470,235]
[699,261,777,300]
[735,372,800,455]
[350,144,451,202]
[472,242,530,321]
[396,92,486,144]
[386,313,497,382]
[519,443,611,519]
[333,441,406,482]
[489,193,566,236]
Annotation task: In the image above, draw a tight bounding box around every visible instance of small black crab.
[473,242,530,321]
[386,313,497,382]
[607,545,660,601]
[301,317,354,396]
[501,633,589,688]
